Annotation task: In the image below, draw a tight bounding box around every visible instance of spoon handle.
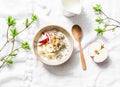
[78,42,87,70]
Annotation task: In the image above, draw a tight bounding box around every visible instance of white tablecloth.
[0,0,120,87]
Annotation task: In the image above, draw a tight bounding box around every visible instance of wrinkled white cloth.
[0,0,120,87]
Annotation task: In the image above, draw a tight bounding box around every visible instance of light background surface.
[0,0,120,87]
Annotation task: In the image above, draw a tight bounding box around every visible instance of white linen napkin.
[0,0,120,87]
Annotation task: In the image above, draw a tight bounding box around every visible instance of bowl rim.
[33,25,74,66]
[61,0,81,15]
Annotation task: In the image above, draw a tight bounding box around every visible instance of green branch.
[93,4,120,35]
[0,14,38,70]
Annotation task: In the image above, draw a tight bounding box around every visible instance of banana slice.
[46,44,54,52]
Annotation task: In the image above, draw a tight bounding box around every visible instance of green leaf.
[93,4,101,13]
[4,58,13,64]
[22,41,31,50]
[104,23,107,28]
[7,16,16,26]
[10,53,17,57]
[31,14,38,21]
[112,28,115,32]
[25,18,29,27]
[95,26,105,35]
[10,28,18,37]
[95,17,103,23]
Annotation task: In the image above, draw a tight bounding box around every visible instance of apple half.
[88,41,108,63]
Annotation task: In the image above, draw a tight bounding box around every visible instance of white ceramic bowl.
[61,0,81,17]
[33,25,73,65]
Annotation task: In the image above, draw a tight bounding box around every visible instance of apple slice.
[88,41,108,63]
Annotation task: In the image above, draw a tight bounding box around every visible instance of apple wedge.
[88,41,108,63]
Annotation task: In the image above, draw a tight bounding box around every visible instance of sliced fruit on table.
[88,41,108,63]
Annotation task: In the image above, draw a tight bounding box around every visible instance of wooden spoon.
[72,25,87,70]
